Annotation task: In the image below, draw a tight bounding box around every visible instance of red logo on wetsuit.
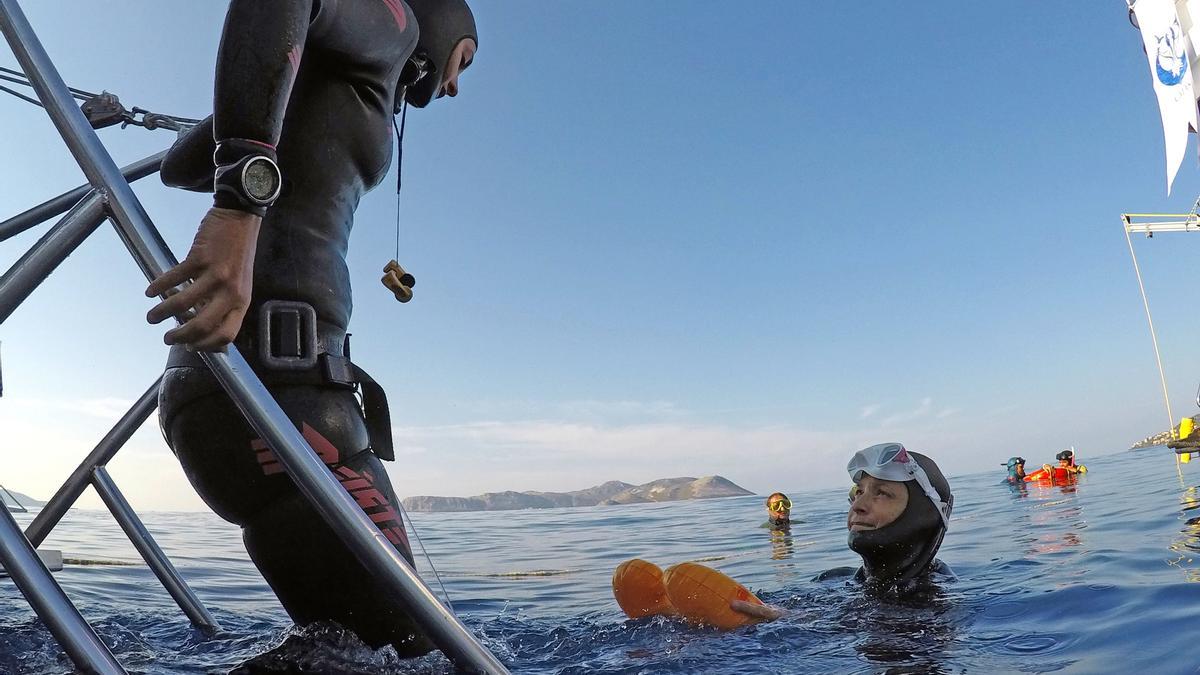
[251,424,410,549]
[379,0,407,30]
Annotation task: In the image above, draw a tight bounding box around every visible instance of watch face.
[243,157,281,203]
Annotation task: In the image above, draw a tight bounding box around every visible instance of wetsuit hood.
[848,451,952,590]
[1005,456,1025,480]
[400,0,477,109]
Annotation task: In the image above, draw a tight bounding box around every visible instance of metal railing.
[0,1,508,672]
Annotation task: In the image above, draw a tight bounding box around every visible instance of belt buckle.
[321,354,356,388]
[258,300,318,371]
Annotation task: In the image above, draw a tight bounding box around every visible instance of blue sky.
[2,2,1199,510]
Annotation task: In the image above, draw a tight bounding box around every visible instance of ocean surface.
[4,447,1200,674]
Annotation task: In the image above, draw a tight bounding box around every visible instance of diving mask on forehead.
[848,443,952,528]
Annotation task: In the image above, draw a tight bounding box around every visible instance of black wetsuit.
[156,0,429,655]
[815,559,956,585]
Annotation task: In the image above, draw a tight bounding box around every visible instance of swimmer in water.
[731,443,954,620]
[762,492,793,530]
[817,442,955,594]
[618,443,956,624]
[1003,457,1026,484]
[1055,449,1082,474]
[1037,449,1082,478]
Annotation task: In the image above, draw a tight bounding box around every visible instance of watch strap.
[213,139,280,217]
[214,137,277,165]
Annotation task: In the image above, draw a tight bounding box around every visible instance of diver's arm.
[730,600,785,622]
[211,0,311,185]
[146,1,313,350]
[159,116,215,192]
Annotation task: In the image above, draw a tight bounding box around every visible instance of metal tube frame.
[0,484,27,513]
[0,189,107,323]
[0,2,508,673]
[24,379,160,548]
[0,150,164,243]
[91,467,219,635]
[21,378,220,637]
[0,503,126,674]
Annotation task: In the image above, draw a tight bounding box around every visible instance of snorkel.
[846,443,953,590]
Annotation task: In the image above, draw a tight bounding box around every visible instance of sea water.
[3,447,1200,674]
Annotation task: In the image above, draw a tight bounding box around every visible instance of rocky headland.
[402,475,752,512]
[1130,415,1200,449]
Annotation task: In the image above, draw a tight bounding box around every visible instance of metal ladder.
[0,1,508,672]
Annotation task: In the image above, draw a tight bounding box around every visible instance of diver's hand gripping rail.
[0,1,509,672]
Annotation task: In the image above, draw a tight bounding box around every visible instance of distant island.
[402,476,753,512]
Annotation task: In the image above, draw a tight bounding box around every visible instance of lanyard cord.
[393,100,409,263]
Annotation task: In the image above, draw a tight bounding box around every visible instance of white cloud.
[552,399,687,420]
[3,394,1132,512]
[384,410,993,499]
[67,397,136,420]
[5,396,135,420]
[881,397,933,427]
[0,399,203,511]
[859,404,881,419]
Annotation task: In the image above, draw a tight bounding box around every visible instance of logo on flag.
[1135,0,1199,194]
[1156,18,1190,85]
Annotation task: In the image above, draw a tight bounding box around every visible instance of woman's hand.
[730,599,785,622]
[146,207,261,351]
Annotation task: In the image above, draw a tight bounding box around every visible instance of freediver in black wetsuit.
[730,445,957,622]
[146,0,477,657]
[816,443,955,596]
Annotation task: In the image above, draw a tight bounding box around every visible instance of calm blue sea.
[4,447,1200,674]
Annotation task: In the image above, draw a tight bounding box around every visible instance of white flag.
[1135,0,1198,194]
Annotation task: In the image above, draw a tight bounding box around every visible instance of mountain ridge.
[402,475,752,512]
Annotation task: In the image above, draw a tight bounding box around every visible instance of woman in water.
[1003,456,1027,484]
[730,442,955,620]
[817,442,954,593]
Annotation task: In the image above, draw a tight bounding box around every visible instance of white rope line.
[1123,219,1175,435]
[397,502,456,614]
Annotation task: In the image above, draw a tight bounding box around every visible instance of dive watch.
[214,154,282,217]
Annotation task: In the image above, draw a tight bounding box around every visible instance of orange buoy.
[1023,467,1050,482]
[662,562,765,630]
[612,558,675,619]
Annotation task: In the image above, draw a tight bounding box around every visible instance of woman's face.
[847,474,908,532]
[438,38,476,99]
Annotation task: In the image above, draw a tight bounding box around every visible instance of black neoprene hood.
[402,0,478,108]
[847,451,953,588]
